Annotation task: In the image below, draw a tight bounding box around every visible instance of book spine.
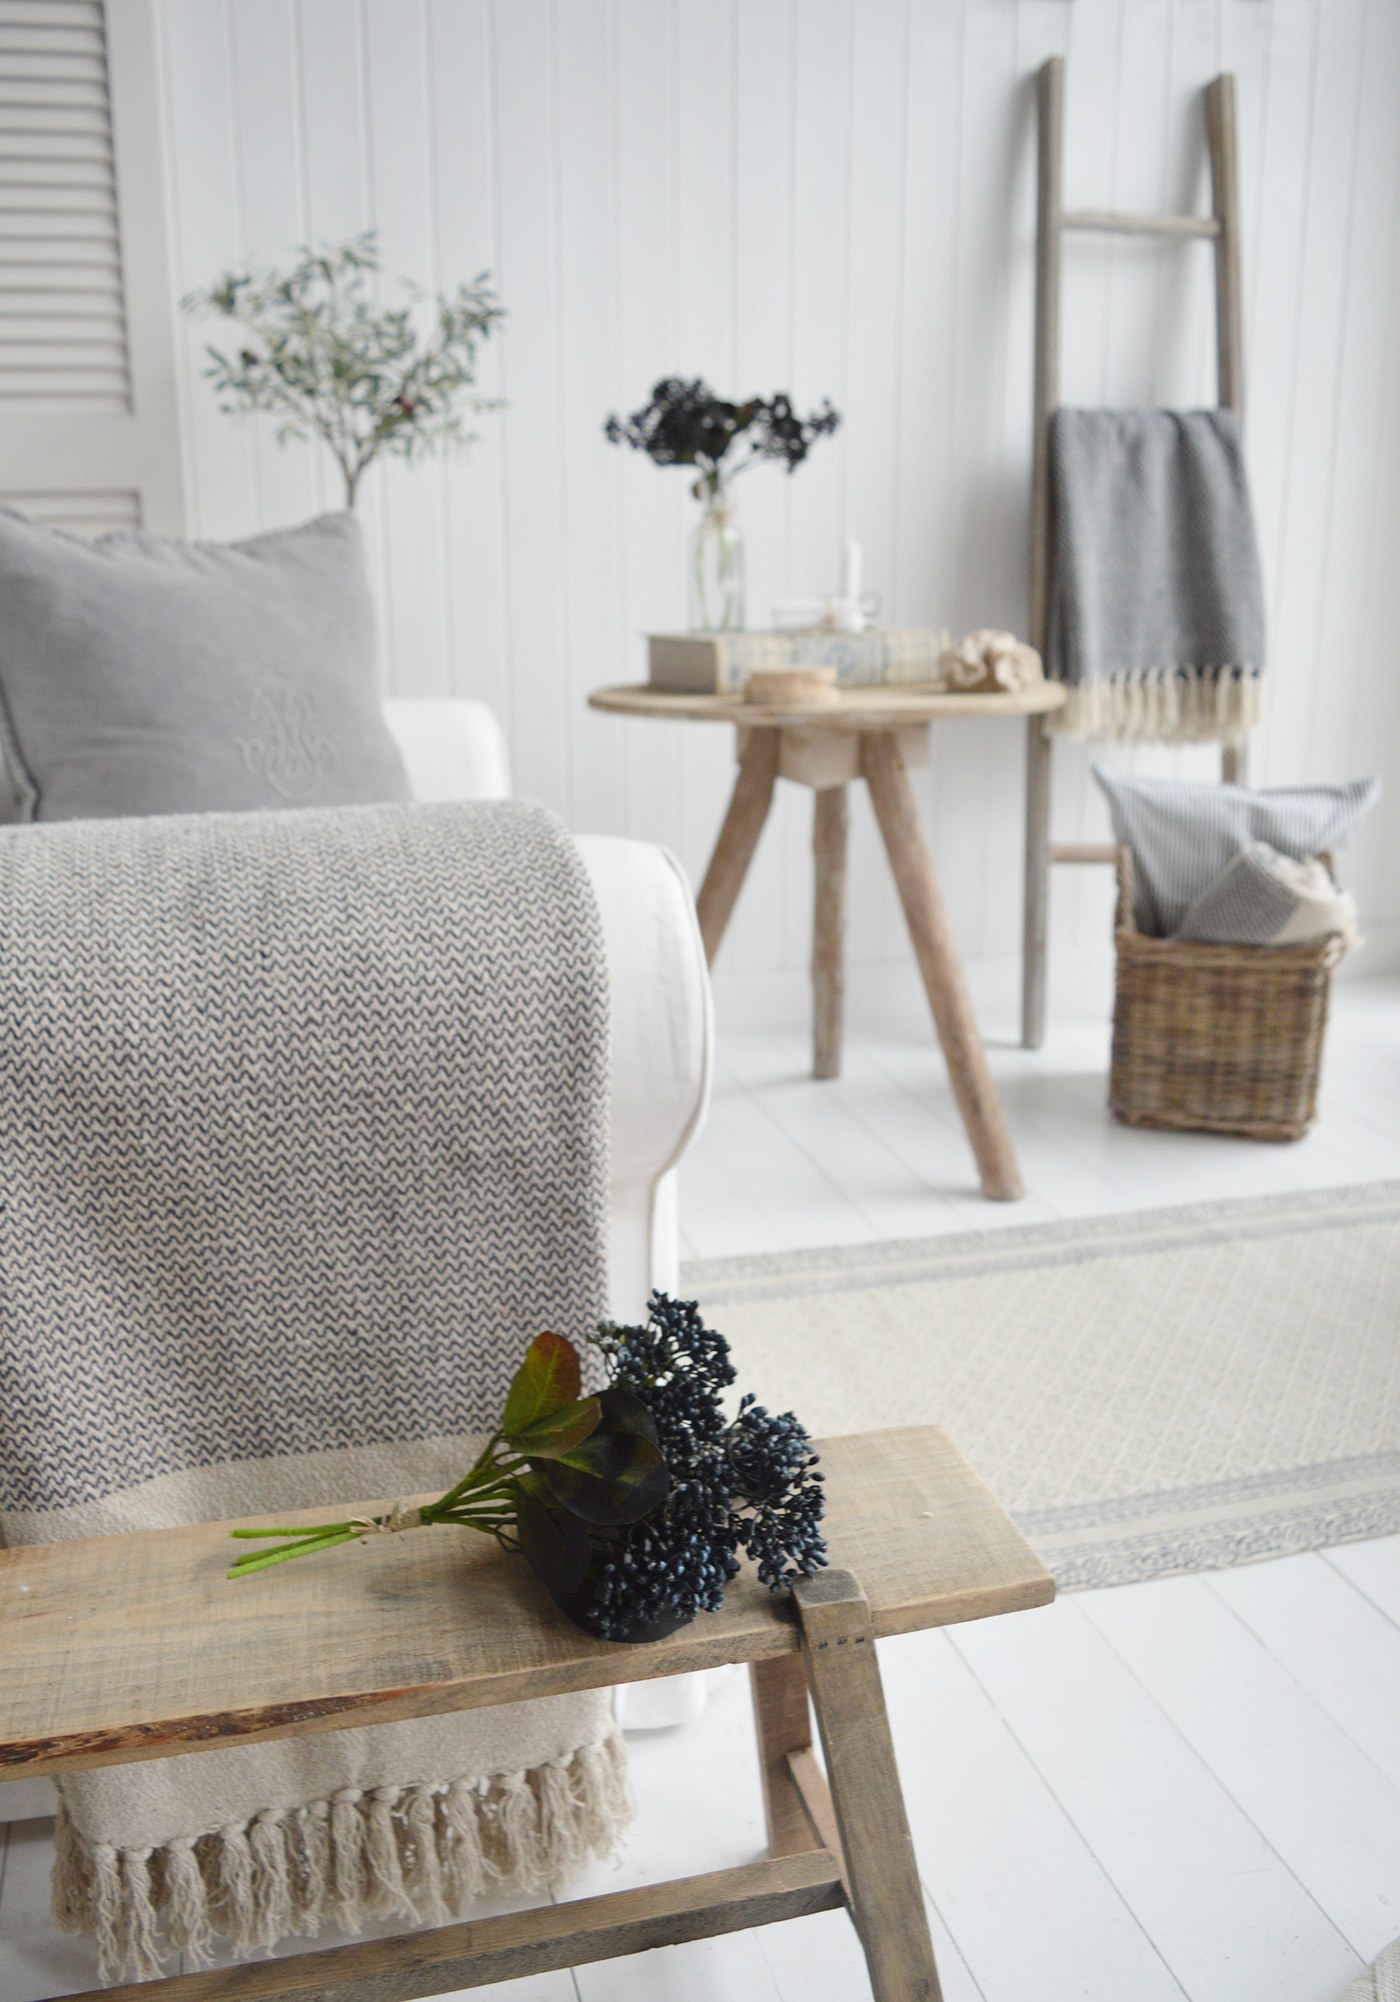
[788,631,949,686]
[648,630,949,693]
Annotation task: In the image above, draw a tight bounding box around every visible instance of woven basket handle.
[1114,845,1137,936]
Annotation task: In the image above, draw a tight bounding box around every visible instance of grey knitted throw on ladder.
[0,798,629,1983]
[1046,408,1266,742]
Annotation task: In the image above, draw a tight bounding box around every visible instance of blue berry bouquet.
[604,378,840,631]
[228,1293,827,1642]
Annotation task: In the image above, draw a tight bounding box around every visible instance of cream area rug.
[682,1182,1400,1591]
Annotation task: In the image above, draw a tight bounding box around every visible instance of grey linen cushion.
[1093,768,1381,937]
[0,507,410,820]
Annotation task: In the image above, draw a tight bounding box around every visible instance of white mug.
[770,599,827,632]
[770,593,880,635]
[822,591,880,635]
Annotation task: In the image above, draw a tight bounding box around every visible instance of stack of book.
[647,629,951,695]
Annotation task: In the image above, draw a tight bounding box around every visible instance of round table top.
[588,681,1067,729]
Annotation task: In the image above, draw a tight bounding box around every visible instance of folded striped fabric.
[1173,843,1361,950]
[1092,770,1381,937]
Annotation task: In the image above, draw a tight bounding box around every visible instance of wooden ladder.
[1021,55,1246,1049]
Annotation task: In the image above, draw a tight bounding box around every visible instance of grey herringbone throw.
[0,800,631,1980]
[1047,409,1266,742]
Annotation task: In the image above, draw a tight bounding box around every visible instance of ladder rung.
[1051,844,1120,865]
[1060,208,1221,241]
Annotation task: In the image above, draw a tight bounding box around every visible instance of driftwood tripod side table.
[1,1426,1053,2002]
[589,682,1067,1203]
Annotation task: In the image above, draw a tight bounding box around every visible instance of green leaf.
[533,1421,670,1527]
[595,1385,663,1447]
[507,1395,601,1458]
[500,1332,582,1436]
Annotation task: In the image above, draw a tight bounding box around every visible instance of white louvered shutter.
[0,0,183,534]
[0,0,131,414]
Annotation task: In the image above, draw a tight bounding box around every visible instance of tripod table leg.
[1022,712,1052,1050]
[861,732,1023,1202]
[695,728,780,963]
[812,784,848,1079]
[794,1570,943,2002]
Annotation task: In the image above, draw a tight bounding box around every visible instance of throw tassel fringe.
[1047,667,1264,744]
[52,1729,633,1986]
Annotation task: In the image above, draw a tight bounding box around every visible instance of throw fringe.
[52,1729,634,1986]
[1047,667,1264,744]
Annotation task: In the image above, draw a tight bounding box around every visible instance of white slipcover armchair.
[382,698,713,1322]
[0,699,714,1826]
[383,700,716,1735]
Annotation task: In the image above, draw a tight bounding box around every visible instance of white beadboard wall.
[154,0,1400,1012]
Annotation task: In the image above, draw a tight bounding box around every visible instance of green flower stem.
[230,1523,364,1540]
[227,1528,359,1578]
[423,1434,521,1514]
[226,1431,533,1580]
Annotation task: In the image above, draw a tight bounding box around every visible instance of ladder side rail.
[1206,73,1244,420]
[1022,54,1064,1050]
[1029,54,1064,658]
[1207,71,1247,783]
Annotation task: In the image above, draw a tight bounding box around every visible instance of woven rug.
[681,1182,1400,1591]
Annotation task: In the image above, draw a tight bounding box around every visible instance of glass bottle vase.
[688,496,745,633]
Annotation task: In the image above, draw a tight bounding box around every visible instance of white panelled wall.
[154,0,1400,1017]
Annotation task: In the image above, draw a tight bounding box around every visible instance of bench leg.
[750,1653,822,1858]
[793,1569,944,2002]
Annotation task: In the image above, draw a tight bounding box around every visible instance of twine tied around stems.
[350,1502,422,1536]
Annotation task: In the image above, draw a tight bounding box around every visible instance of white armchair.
[383,699,716,1735]
[0,702,714,1829]
[382,698,713,1325]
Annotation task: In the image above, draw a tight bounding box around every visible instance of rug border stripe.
[681,1184,1400,1592]
[682,1182,1400,1307]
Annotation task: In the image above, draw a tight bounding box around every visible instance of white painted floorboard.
[3,980,1398,2001]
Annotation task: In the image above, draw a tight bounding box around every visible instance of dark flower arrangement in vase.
[605,378,840,634]
[228,1293,827,1643]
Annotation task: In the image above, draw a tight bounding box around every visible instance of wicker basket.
[1109,846,1345,1142]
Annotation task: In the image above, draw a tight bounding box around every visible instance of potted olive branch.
[183,232,505,509]
[228,1293,828,1644]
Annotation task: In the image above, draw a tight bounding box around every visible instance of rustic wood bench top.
[0,1425,1052,1782]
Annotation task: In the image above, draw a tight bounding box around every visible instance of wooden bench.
[0,1426,1054,2002]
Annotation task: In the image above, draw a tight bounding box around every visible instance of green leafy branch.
[183,232,505,509]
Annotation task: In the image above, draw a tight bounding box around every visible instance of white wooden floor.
[4,976,1399,2002]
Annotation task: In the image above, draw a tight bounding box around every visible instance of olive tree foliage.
[183,234,505,509]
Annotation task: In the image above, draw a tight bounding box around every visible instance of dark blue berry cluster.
[604,378,840,497]
[577,1293,827,1641]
